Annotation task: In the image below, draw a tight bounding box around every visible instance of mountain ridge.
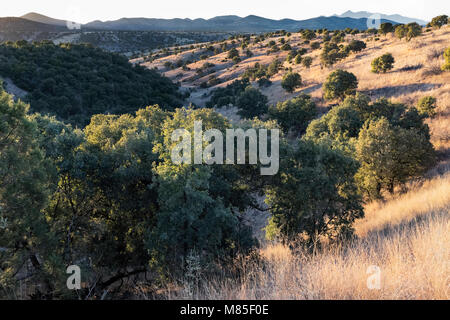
[337,10,427,25]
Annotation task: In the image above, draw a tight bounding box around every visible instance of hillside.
[0,17,66,33]
[0,42,184,126]
[166,167,450,299]
[21,12,73,27]
[140,27,449,153]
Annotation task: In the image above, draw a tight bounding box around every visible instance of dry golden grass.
[164,169,449,300]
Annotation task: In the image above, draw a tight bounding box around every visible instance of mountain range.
[0,11,429,35]
[337,10,427,25]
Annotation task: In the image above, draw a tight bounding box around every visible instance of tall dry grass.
[164,171,450,300]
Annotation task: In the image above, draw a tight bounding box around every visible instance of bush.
[281,43,292,51]
[396,23,422,41]
[417,96,437,117]
[266,140,363,247]
[257,77,272,87]
[227,48,240,59]
[379,22,394,35]
[356,118,435,198]
[347,40,366,53]
[320,42,349,67]
[236,87,269,118]
[268,93,317,133]
[206,78,250,108]
[294,54,303,65]
[323,69,358,101]
[430,15,448,29]
[442,47,450,71]
[302,56,313,68]
[281,72,302,93]
[371,53,395,73]
[310,41,321,50]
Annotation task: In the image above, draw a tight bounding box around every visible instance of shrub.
[417,96,437,117]
[310,41,321,50]
[320,42,349,67]
[294,54,303,65]
[227,48,240,59]
[395,25,407,39]
[442,47,450,71]
[323,69,358,101]
[268,93,317,133]
[371,53,395,73]
[356,118,435,198]
[430,15,448,29]
[347,40,366,53]
[281,72,302,93]
[379,22,394,35]
[236,87,269,118]
[302,56,313,68]
[257,77,272,87]
[281,43,292,51]
[266,140,363,247]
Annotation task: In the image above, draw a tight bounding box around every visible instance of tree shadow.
[362,83,442,99]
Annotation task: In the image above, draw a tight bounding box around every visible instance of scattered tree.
[371,53,395,73]
[281,72,302,93]
[323,69,358,101]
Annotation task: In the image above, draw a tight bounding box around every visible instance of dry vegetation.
[143,26,450,153]
[138,26,450,301]
[163,168,449,300]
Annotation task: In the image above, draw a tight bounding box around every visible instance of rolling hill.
[0,17,66,32]
[20,12,74,27]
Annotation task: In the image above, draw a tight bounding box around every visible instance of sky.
[2,0,449,23]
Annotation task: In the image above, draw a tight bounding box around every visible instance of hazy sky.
[3,0,449,23]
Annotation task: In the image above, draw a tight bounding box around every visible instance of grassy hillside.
[142,27,449,153]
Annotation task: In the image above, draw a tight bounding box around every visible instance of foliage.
[265,140,363,248]
[417,96,437,117]
[236,87,269,119]
[346,40,366,53]
[379,22,394,35]
[355,118,435,199]
[0,41,183,127]
[442,47,450,71]
[206,79,250,108]
[0,88,56,295]
[430,15,448,29]
[320,42,349,67]
[371,53,395,73]
[268,94,317,133]
[281,72,302,93]
[302,56,313,68]
[323,69,358,101]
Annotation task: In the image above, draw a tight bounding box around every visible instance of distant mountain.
[0,17,66,32]
[337,10,428,25]
[85,15,398,32]
[21,12,72,27]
